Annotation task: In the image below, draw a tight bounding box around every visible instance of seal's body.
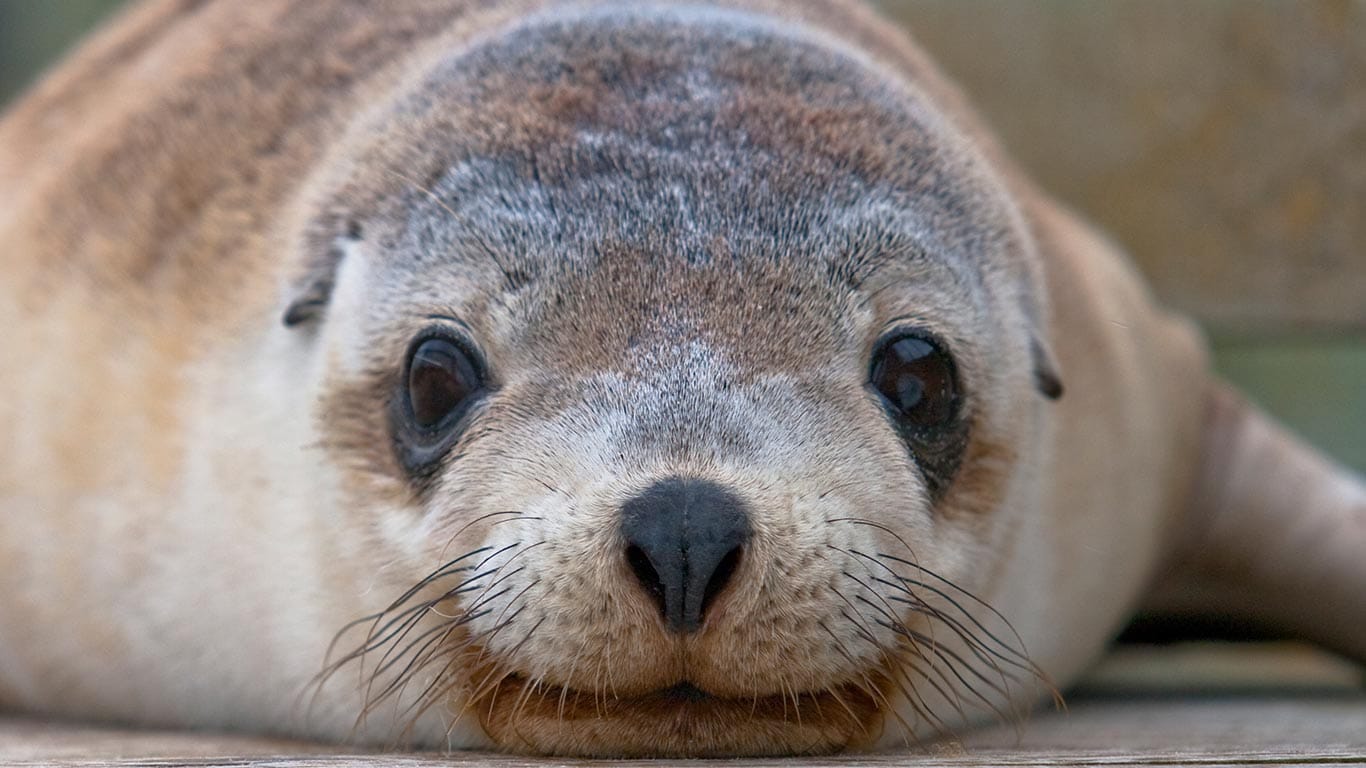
[1,0,1362,757]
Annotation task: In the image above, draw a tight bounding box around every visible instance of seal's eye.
[868,330,966,497]
[870,333,958,427]
[392,332,488,479]
[407,338,481,429]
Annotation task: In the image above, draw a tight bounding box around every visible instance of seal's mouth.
[473,674,886,757]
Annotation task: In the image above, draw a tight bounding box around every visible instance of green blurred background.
[1,0,1361,471]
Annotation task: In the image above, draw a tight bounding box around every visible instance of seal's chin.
[474,675,885,757]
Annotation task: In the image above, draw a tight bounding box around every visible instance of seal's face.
[295,7,1056,757]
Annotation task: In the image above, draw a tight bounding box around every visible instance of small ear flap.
[281,220,362,328]
[1031,334,1064,400]
[282,275,334,327]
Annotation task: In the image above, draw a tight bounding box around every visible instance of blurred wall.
[2,0,1363,470]
[878,0,1365,336]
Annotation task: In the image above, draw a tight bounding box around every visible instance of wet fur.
[1,0,1362,758]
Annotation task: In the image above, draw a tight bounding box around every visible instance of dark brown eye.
[868,330,966,498]
[406,337,482,430]
[870,333,958,428]
[391,331,489,481]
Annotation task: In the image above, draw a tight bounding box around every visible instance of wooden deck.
[3,644,1362,767]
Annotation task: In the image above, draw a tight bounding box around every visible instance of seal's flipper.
[1143,381,1366,660]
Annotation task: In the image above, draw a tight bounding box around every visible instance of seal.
[0,0,1362,758]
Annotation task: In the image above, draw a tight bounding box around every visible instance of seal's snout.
[620,478,750,633]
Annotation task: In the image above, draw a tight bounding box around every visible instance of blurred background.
[1,0,1362,472]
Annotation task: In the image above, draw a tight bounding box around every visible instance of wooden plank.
[3,692,1364,766]
[878,0,1366,334]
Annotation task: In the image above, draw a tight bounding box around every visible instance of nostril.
[619,477,751,633]
[625,544,666,615]
[700,544,743,618]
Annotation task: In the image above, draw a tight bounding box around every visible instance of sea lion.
[0,0,1362,758]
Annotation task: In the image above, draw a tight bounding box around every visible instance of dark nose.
[620,478,751,634]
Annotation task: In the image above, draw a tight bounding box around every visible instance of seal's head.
[287,5,1061,757]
